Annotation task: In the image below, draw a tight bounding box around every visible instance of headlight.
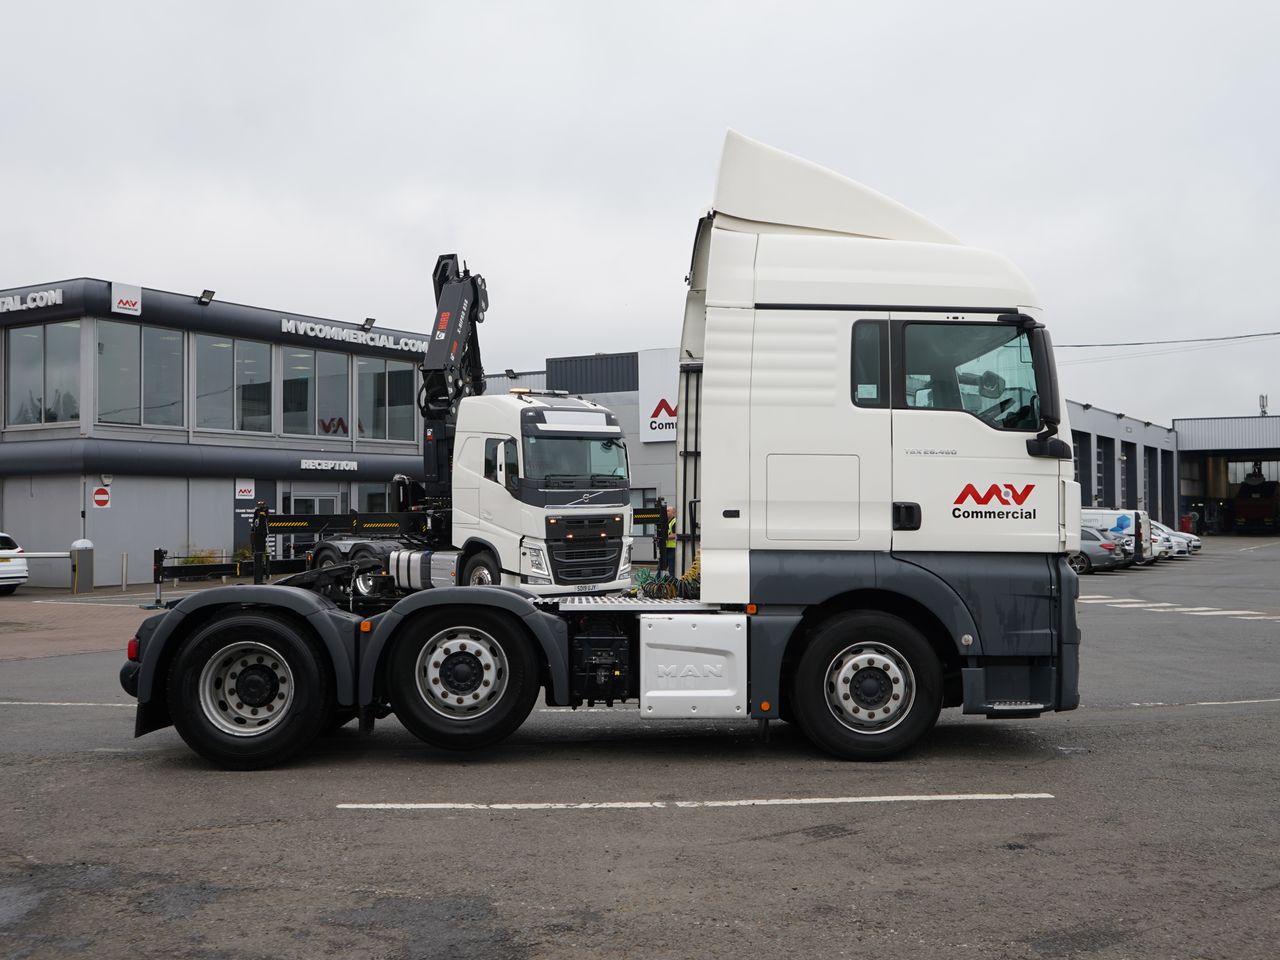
[618,543,632,577]
[526,546,550,575]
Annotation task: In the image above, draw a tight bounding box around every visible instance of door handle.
[892,502,922,531]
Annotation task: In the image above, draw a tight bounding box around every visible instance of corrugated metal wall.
[547,352,638,394]
[1172,416,1280,452]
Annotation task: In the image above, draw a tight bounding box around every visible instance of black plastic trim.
[758,303,1016,314]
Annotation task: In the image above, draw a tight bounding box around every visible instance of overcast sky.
[3,1,1276,423]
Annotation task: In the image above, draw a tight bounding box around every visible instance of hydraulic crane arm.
[418,254,488,496]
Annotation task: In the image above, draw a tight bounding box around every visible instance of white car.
[1151,531,1174,560]
[1152,520,1200,555]
[0,532,29,595]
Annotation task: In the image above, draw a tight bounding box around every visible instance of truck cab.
[451,390,633,593]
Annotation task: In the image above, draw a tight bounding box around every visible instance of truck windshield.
[903,323,1042,431]
[522,435,628,482]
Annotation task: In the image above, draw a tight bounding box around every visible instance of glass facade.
[5,321,80,425]
[283,348,349,436]
[358,357,415,441]
[7,313,414,443]
[97,321,185,427]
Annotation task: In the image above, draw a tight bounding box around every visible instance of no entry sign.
[92,486,111,508]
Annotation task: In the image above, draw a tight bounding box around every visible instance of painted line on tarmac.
[1237,540,1280,553]
[337,793,1054,811]
[1180,609,1261,616]
[0,700,134,708]
[1129,697,1280,708]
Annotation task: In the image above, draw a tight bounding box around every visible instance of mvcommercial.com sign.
[0,288,62,313]
[280,318,432,354]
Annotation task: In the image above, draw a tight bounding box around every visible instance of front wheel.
[462,551,501,587]
[791,611,942,760]
[387,610,539,750]
[165,611,334,769]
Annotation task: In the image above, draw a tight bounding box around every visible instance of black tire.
[1068,553,1091,575]
[312,546,341,570]
[462,550,501,587]
[0,584,17,596]
[349,547,380,596]
[165,611,334,770]
[791,611,942,761]
[387,609,539,751]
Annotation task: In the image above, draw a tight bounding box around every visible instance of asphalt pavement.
[2,537,1279,959]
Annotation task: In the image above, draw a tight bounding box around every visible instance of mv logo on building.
[648,398,677,433]
[952,483,1038,520]
[111,282,142,316]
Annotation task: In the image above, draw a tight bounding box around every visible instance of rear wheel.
[387,609,539,750]
[1067,552,1091,575]
[791,611,942,760]
[0,585,17,596]
[165,611,334,769]
[349,547,381,596]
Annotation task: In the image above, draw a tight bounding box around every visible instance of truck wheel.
[462,551,501,586]
[1068,553,1090,575]
[0,585,16,596]
[387,610,539,750]
[349,547,380,595]
[313,546,341,570]
[165,611,334,769]
[791,611,942,761]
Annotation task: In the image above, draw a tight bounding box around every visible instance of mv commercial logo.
[648,398,677,434]
[111,282,142,316]
[952,483,1037,520]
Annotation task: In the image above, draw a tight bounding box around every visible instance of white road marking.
[1165,607,1218,613]
[0,700,134,708]
[337,793,1054,811]
[1232,616,1280,621]
[1103,601,1169,607]
[1079,599,1125,604]
[1237,540,1280,553]
[1078,595,1112,600]
[1129,697,1280,708]
[1180,609,1261,617]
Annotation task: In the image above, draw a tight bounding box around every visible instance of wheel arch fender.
[135,586,357,732]
[359,587,569,706]
[458,538,502,572]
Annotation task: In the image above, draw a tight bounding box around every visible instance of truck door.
[746,310,893,554]
[889,314,1063,554]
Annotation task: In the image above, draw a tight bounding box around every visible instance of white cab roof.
[713,131,960,244]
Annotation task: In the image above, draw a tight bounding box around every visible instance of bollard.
[70,539,95,595]
[121,553,128,592]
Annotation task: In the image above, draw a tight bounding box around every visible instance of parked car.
[0,532,29,595]
[1070,527,1123,574]
[1151,530,1173,561]
[1152,520,1200,555]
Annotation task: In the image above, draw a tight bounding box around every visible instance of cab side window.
[850,320,888,408]
[901,322,1040,431]
[484,438,499,482]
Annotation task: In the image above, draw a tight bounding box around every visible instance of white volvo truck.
[120,132,1081,768]
[282,255,633,597]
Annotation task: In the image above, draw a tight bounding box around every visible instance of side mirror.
[502,439,520,493]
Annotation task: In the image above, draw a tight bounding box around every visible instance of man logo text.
[657,663,723,679]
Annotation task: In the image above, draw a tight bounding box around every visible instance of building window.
[316,351,349,436]
[196,334,270,432]
[355,482,389,512]
[5,321,80,425]
[97,321,184,426]
[357,357,415,441]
